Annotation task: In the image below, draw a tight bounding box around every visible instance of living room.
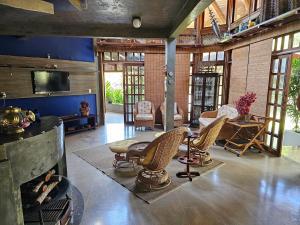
[0,1,300,225]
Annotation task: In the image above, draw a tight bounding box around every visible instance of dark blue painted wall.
[0,36,94,62]
[0,36,97,118]
[5,94,97,117]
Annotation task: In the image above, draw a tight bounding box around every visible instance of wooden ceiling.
[0,0,213,38]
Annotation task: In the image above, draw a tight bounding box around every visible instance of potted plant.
[80,100,90,117]
[235,92,257,122]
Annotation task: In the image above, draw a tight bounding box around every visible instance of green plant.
[287,58,300,133]
[105,81,113,103]
[105,81,123,104]
[112,88,123,104]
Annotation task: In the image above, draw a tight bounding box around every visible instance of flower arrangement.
[235,92,256,115]
[80,100,90,117]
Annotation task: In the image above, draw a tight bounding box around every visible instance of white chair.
[160,101,184,128]
[134,101,155,129]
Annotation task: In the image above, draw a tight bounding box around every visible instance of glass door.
[123,64,145,124]
[190,73,219,126]
[265,54,292,156]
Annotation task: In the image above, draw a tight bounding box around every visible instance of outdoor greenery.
[287,57,300,133]
[105,81,123,105]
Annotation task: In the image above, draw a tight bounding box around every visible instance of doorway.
[282,52,300,162]
[264,31,300,156]
[101,51,145,125]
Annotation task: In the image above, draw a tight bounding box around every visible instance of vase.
[240,114,251,122]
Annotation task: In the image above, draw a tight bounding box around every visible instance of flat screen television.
[31,71,70,94]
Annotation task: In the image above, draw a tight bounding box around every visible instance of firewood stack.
[21,169,62,208]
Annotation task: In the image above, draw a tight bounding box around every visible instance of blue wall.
[0,35,98,118]
[5,94,97,117]
[0,36,94,62]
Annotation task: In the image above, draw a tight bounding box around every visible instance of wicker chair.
[199,105,238,140]
[126,127,189,191]
[134,101,155,129]
[160,101,184,128]
[184,116,227,167]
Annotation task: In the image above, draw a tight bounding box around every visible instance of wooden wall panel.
[246,39,273,116]
[0,55,97,99]
[175,53,190,123]
[144,53,190,124]
[144,53,165,123]
[228,46,249,104]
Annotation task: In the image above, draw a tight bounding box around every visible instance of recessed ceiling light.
[132,17,142,29]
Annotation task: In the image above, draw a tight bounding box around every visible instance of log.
[32,169,55,193]
[36,181,58,205]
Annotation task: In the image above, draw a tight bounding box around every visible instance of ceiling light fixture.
[132,17,142,29]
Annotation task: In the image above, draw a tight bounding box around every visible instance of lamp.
[132,17,142,29]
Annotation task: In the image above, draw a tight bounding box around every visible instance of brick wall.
[246,39,273,116]
[144,52,190,124]
[144,53,165,123]
[175,53,190,122]
[228,39,273,116]
[228,46,249,104]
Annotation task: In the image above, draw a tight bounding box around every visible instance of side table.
[176,134,200,181]
[224,119,269,157]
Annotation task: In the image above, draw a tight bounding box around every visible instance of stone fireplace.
[0,116,81,225]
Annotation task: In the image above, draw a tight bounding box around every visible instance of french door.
[123,64,145,124]
[265,54,292,156]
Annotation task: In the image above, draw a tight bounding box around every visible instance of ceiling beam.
[169,0,214,38]
[0,0,54,14]
[0,23,169,38]
[211,2,226,24]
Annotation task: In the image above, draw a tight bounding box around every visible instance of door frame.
[123,63,145,124]
[265,30,300,156]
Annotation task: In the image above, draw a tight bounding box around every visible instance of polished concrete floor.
[66,113,300,225]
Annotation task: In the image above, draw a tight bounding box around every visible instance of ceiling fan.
[0,0,87,14]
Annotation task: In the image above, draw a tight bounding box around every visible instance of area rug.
[74,133,224,203]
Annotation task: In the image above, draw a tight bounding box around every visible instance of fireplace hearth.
[0,116,83,225]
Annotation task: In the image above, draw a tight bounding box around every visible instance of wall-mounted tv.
[31,71,70,94]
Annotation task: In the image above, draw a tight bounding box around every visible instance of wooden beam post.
[0,0,54,14]
[97,51,106,126]
[169,0,214,38]
[164,38,176,131]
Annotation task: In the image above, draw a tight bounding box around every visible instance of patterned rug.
[74,132,224,203]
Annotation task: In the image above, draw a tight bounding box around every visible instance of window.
[111,52,118,61]
[104,52,111,61]
[233,0,250,22]
[292,32,300,48]
[187,21,195,29]
[272,31,300,53]
[203,0,227,27]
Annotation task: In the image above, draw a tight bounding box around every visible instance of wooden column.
[165,38,176,131]
[97,52,105,125]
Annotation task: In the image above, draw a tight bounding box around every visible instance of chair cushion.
[162,101,179,114]
[136,113,153,120]
[217,105,238,119]
[138,101,152,114]
[199,118,217,127]
[174,114,182,121]
[108,140,139,153]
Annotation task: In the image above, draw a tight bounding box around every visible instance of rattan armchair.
[126,127,189,191]
[184,116,227,167]
[160,101,184,128]
[199,105,238,140]
[134,101,155,129]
